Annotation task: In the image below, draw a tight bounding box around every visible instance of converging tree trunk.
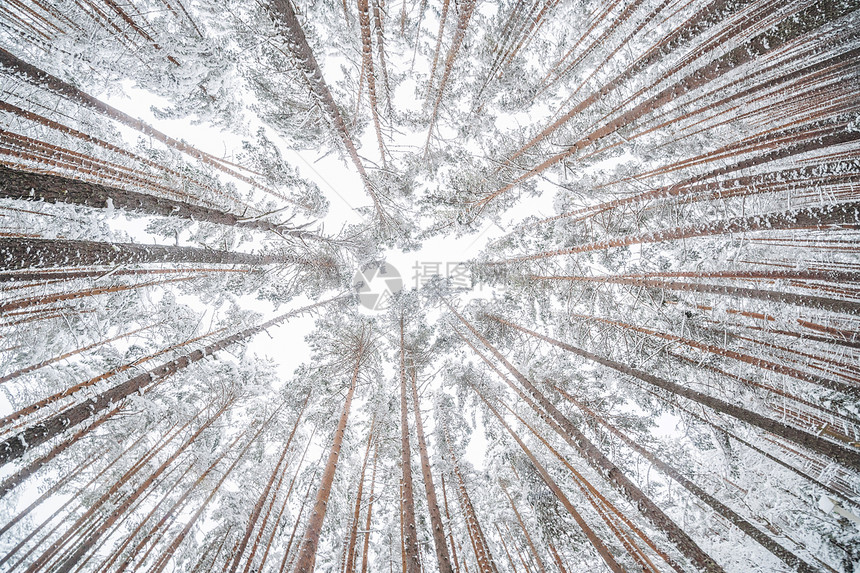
[291,330,366,573]
[0,166,319,237]
[0,238,314,270]
[0,297,339,466]
[399,317,422,573]
[448,304,722,572]
[410,362,454,573]
[487,314,860,471]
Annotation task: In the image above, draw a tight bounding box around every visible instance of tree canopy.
[0,1,858,572]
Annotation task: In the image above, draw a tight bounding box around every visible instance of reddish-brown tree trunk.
[442,420,499,573]
[359,440,379,573]
[357,0,387,167]
[0,48,291,204]
[51,403,230,573]
[345,416,375,573]
[0,237,314,270]
[291,338,364,572]
[0,166,317,237]
[0,297,338,466]
[425,0,475,153]
[495,202,860,263]
[148,406,285,573]
[265,0,385,219]
[0,404,123,497]
[0,322,156,385]
[571,313,860,398]
[450,307,722,572]
[487,315,860,472]
[399,318,422,573]
[559,386,818,573]
[426,0,450,100]
[528,274,860,316]
[499,482,547,573]
[409,363,454,573]
[233,396,310,573]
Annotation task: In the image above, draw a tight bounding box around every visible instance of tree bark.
[441,420,499,573]
[291,335,365,572]
[496,202,860,263]
[0,48,294,205]
[488,314,860,472]
[359,440,379,573]
[265,0,384,219]
[345,416,375,573]
[0,322,156,385]
[233,396,310,573]
[0,166,318,238]
[528,274,860,316]
[357,0,387,167]
[0,404,122,498]
[50,402,231,573]
[449,306,722,572]
[425,0,475,154]
[557,386,819,573]
[499,482,547,573]
[148,406,284,573]
[409,363,454,573]
[0,237,314,270]
[399,317,422,573]
[0,297,339,466]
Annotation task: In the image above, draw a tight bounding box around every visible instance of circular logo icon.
[353,262,403,312]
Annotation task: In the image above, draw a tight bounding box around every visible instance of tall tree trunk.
[148,405,285,573]
[457,356,630,573]
[555,385,819,573]
[345,416,376,573]
[0,322,157,385]
[106,444,232,573]
[441,420,499,573]
[0,297,339,466]
[424,0,475,154]
[494,202,860,263]
[0,403,123,497]
[499,482,547,573]
[0,237,315,270]
[486,314,860,472]
[260,429,317,573]
[399,317,422,573]
[1,327,222,428]
[0,166,319,237]
[280,446,327,573]
[409,362,454,573]
[372,0,392,104]
[26,411,204,573]
[49,399,228,573]
[232,395,310,573]
[426,0,450,100]
[527,274,860,319]
[448,305,722,572]
[479,0,858,208]
[439,474,462,573]
[0,276,200,314]
[0,48,295,206]
[291,334,365,572]
[571,313,860,399]
[360,441,379,573]
[265,0,385,219]
[0,452,96,536]
[357,0,387,167]
[0,431,152,570]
